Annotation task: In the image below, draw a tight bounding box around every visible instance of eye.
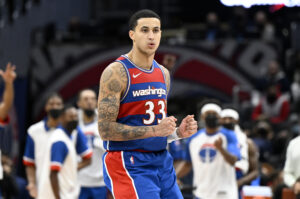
[153,28,160,33]
[141,28,148,33]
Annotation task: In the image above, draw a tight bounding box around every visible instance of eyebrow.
[140,26,160,29]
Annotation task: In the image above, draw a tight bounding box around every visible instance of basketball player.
[77,89,107,199]
[97,9,198,199]
[0,63,16,197]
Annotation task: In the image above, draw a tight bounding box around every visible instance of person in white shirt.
[177,103,241,199]
[23,95,92,199]
[77,89,107,199]
[0,63,16,198]
[283,135,300,191]
[47,105,82,199]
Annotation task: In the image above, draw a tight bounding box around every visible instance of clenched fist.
[177,115,197,138]
[154,116,177,137]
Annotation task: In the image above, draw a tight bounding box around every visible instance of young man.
[176,103,241,199]
[0,63,16,197]
[46,106,82,199]
[77,89,107,199]
[97,9,198,199]
[23,95,92,199]
[221,108,259,198]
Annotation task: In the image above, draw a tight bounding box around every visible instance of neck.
[206,127,219,134]
[47,117,59,128]
[127,49,154,70]
[83,114,94,124]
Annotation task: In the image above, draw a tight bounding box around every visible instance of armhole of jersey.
[155,61,168,95]
[115,60,131,102]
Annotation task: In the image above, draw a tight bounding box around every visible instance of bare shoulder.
[100,61,127,93]
[158,64,170,91]
[159,64,170,77]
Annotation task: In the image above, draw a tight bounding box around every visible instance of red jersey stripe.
[23,160,35,166]
[129,68,165,84]
[50,165,61,171]
[82,151,93,160]
[118,99,167,119]
[105,152,138,199]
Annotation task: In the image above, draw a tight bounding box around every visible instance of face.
[129,17,161,56]
[64,108,78,122]
[77,90,97,110]
[45,96,63,113]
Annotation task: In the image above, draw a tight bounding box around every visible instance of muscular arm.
[97,62,174,141]
[238,139,259,187]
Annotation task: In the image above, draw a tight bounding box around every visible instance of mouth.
[148,43,155,48]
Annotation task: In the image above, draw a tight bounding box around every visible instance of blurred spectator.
[162,54,177,71]
[23,93,64,198]
[291,70,300,113]
[252,11,275,42]
[204,12,227,41]
[283,134,300,189]
[47,106,82,198]
[221,109,249,174]
[229,6,251,41]
[221,108,249,198]
[177,103,240,199]
[0,63,16,197]
[252,84,290,127]
[0,153,30,199]
[251,121,273,163]
[256,60,290,93]
[77,89,107,199]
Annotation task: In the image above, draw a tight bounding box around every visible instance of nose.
[148,31,154,40]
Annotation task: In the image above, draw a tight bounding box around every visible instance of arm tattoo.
[108,79,122,92]
[98,63,154,141]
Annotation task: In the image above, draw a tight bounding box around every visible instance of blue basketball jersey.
[103,55,168,151]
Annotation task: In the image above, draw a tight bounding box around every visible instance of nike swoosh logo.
[133,73,142,78]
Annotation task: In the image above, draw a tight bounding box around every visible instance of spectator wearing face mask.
[39,105,91,199]
[252,84,290,127]
[76,89,107,199]
[176,103,241,199]
[221,109,260,198]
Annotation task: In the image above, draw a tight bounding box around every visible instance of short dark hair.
[46,92,63,104]
[129,9,161,30]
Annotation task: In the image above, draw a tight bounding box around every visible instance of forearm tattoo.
[98,63,155,141]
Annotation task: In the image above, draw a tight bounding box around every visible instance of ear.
[129,30,135,41]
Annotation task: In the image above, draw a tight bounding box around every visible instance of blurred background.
[1,0,300,198]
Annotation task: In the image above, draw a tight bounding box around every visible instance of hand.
[0,62,16,84]
[294,181,300,194]
[26,183,37,198]
[155,116,177,137]
[214,137,223,150]
[177,115,197,138]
